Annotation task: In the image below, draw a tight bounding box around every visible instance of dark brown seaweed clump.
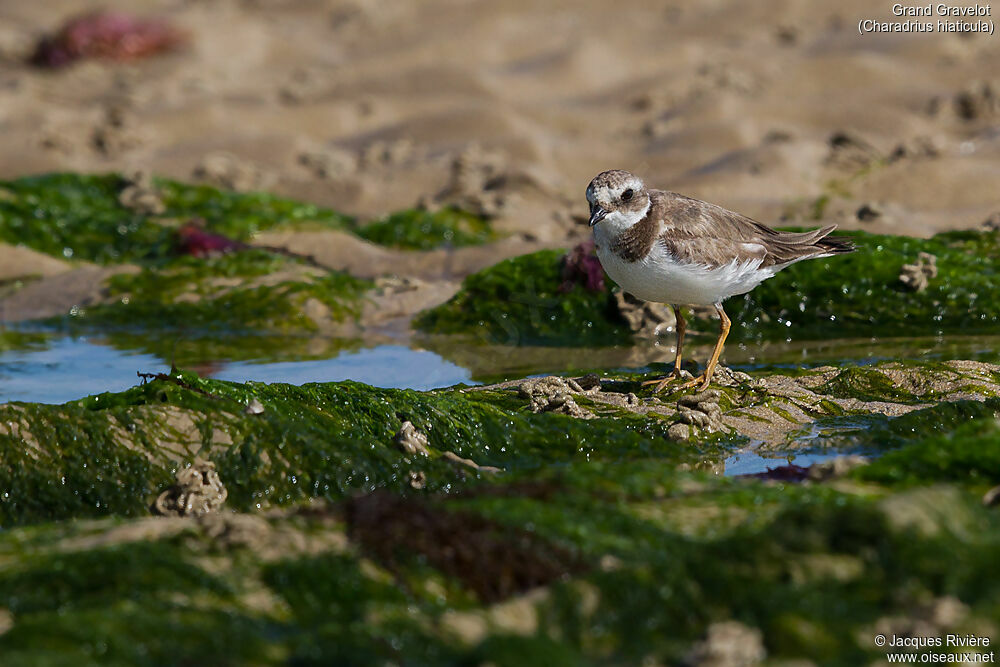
[346,490,585,603]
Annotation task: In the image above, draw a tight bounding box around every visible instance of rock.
[244,398,265,416]
[434,145,508,218]
[117,169,165,215]
[193,152,273,192]
[408,470,427,489]
[825,131,880,170]
[898,252,937,292]
[613,291,674,337]
[983,484,1000,507]
[442,451,502,475]
[856,202,885,223]
[0,607,11,636]
[297,146,357,179]
[675,389,724,435]
[92,104,145,157]
[804,455,868,481]
[519,376,598,419]
[980,212,1000,232]
[360,139,414,169]
[394,420,430,456]
[888,135,942,162]
[954,80,1000,120]
[153,459,227,518]
[668,422,691,442]
[709,366,755,388]
[868,596,969,648]
[745,455,869,482]
[685,620,766,667]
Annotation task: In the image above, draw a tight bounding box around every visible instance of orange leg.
[670,305,686,377]
[642,306,687,392]
[679,302,731,391]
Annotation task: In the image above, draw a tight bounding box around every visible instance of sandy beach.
[0,0,997,248]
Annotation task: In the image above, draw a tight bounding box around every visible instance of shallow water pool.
[0,335,473,404]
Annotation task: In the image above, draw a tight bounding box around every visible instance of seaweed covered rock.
[356,207,496,250]
[0,173,499,267]
[0,370,726,527]
[732,229,1000,340]
[2,360,999,528]
[152,459,227,517]
[415,249,630,345]
[1,371,1000,664]
[416,229,1000,345]
[75,250,371,333]
[0,173,353,265]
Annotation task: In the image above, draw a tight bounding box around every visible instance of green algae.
[0,173,353,265]
[2,367,1000,663]
[442,473,1000,666]
[0,330,49,353]
[1,481,995,666]
[415,230,1000,346]
[0,370,727,527]
[356,207,496,250]
[856,414,1000,486]
[157,178,353,238]
[730,229,1000,340]
[415,249,630,346]
[801,398,1000,454]
[817,366,919,403]
[0,536,272,666]
[67,250,371,333]
[0,174,495,271]
[264,552,462,665]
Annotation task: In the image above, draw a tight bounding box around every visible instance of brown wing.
[652,190,854,268]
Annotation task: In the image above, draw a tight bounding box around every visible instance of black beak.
[589,204,608,227]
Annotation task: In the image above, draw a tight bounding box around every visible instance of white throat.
[600,199,650,234]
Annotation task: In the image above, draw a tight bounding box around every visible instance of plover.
[587,169,854,391]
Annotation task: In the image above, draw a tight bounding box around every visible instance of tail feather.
[765,225,855,266]
[814,228,855,255]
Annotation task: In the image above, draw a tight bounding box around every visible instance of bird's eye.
[621,188,634,201]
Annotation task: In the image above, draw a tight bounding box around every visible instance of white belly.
[595,241,775,306]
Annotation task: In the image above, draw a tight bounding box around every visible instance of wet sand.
[0,0,997,250]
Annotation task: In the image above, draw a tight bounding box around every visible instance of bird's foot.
[641,369,688,393]
[677,374,712,392]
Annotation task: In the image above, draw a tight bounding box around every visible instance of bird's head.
[585,169,650,228]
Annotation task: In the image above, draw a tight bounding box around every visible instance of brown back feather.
[652,191,854,268]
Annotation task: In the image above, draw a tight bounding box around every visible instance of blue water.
[0,336,473,404]
[723,449,849,477]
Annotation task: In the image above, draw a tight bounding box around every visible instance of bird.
[586,169,854,391]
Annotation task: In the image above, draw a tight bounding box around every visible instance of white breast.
[594,234,776,306]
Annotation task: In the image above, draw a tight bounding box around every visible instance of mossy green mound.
[415,249,630,346]
[0,173,497,267]
[0,370,732,527]
[732,229,1000,340]
[357,207,495,250]
[416,230,1000,345]
[1,375,999,664]
[67,250,371,333]
[0,173,354,265]
[857,415,1000,486]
